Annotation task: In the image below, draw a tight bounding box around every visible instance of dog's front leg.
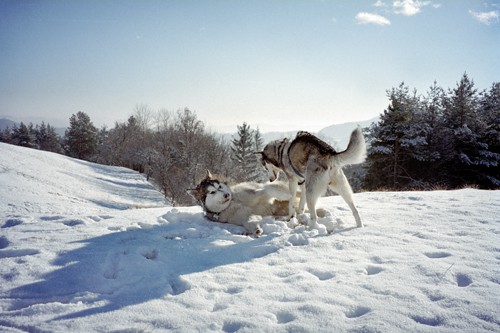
[305,160,329,227]
[298,182,306,214]
[287,179,298,219]
[231,206,263,236]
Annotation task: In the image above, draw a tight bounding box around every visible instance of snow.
[1,142,499,333]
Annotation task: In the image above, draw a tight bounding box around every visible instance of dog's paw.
[308,218,319,228]
[297,214,309,225]
[287,217,298,229]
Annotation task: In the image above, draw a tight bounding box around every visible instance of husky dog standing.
[259,127,366,228]
[188,171,291,235]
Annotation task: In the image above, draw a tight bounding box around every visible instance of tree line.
[0,121,64,154]
[1,73,498,202]
[364,73,499,190]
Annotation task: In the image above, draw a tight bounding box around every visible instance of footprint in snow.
[87,215,114,222]
[0,236,10,249]
[169,277,190,295]
[276,311,296,324]
[226,287,243,295]
[365,265,384,276]
[222,321,244,333]
[425,291,445,302]
[307,269,335,281]
[0,249,40,259]
[456,273,473,287]
[0,236,40,259]
[62,219,85,227]
[345,306,371,318]
[424,251,452,259]
[411,315,444,326]
[141,248,159,260]
[2,218,23,228]
[475,313,500,326]
[40,215,63,221]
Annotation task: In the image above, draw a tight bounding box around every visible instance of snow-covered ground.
[0,142,499,333]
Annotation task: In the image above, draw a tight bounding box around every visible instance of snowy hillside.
[1,143,499,333]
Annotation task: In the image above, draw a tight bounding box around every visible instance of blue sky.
[1,0,499,133]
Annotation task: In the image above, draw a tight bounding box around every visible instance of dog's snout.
[223,192,230,199]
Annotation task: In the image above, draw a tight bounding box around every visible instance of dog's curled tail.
[336,127,367,167]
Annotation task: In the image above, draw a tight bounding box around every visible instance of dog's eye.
[209,190,216,194]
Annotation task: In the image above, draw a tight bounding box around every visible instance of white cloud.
[373,0,387,7]
[393,0,435,16]
[355,12,391,26]
[469,10,499,25]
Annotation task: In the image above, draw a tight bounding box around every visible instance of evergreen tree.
[254,127,264,152]
[477,82,500,187]
[121,116,146,172]
[418,82,447,183]
[443,73,479,129]
[35,122,47,148]
[0,127,13,143]
[13,122,36,148]
[441,73,492,187]
[231,122,260,181]
[364,83,425,189]
[64,111,98,160]
[36,122,63,153]
[95,125,111,165]
[251,126,267,182]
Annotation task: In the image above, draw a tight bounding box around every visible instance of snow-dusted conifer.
[36,122,63,153]
[64,111,98,160]
[441,73,495,187]
[365,83,426,189]
[231,122,261,182]
[13,122,36,148]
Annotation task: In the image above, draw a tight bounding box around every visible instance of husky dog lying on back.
[259,127,366,228]
[188,171,291,235]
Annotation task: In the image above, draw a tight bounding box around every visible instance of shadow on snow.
[5,212,282,321]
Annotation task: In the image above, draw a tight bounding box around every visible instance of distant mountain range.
[255,116,378,150]
[0,118,16,130]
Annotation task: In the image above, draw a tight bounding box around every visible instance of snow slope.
[0,142,499,333]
